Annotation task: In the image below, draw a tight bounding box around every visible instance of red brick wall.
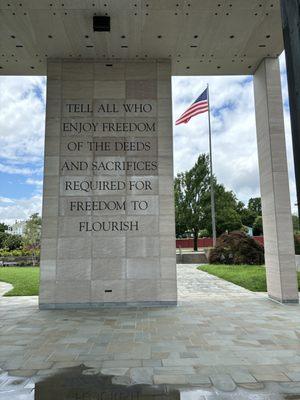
[176,236,264,249]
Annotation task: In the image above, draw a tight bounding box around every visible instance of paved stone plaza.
[1,264,300,392]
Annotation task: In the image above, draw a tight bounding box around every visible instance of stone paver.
[0,264,300,389]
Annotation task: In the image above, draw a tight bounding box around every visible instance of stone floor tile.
[130,367,153,384]
[100,368,129,376]
[251,371,291,382]
[1,265,300,388]
[153,374,187,384]
[209,373,237,392]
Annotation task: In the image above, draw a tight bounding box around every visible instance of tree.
[3,234,22,250]
[174,174,188,237]
[237,201,257,227]
[202,184,242,236]
[0,223,8,233]
[0,232,8,248]
[292,214,299,232]
[253,215,263,236]
[248,197,262,215]
[23,213,42,265]
[174,154,211,251]
[174,154,243,250]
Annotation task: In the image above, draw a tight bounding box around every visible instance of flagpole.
[207,84,217,247]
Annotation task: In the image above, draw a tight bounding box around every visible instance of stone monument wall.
[39,59,177,308]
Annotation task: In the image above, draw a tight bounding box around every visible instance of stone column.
[39,59,177,309]
[253,57,298,303]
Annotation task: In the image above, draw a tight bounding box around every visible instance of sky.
[0,53,296,225]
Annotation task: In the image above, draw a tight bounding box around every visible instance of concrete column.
[254,57,298,303]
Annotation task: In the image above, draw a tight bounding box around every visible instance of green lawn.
[0,267,39,296]
[199,264,300,292]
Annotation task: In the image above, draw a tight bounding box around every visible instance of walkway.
[1,264,300,392]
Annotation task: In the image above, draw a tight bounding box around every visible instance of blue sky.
[0,53,296,224]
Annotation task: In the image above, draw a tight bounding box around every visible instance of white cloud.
[172,53,296,211]
[0,162,42,176]
[0,76,46,164]
[0,194,42,225]
[25,178,43,186]
[172,75,259,206]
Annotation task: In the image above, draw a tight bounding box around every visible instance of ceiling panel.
[0,0,284,76]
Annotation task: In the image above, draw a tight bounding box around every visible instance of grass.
[199,264,300,292]
[0,267,39,296]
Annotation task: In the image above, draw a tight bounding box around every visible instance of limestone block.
[46,80,61,100]
[91,258,126,280]
[157,118,172,136]
[126,258,160,279]
[55,280,91,303]
[94,81,125,98]
[56,258,91,280]
[158,280,177,301]
[40,238,57,259]
[157,80,172,99]
[91,279,126,302]
[158,156,173,175]
[126,279,158,302]
[57,237,92,259]
[126,195,159,216]
[157,62,171,80]
[41,217,58,239]
[160,215,175,236]
[44,157,60,176]
[45,118,60,137]
[126,80,157,99]
[62,81,94,99]
[92,236,126,258]
[44,136,60,156]
[58,216,93,238]
[126,237,159,257]
[39,260,56,281]
[123,100,157,117]
[158,99,172,117]
[47,61,62,80]
[159,236,176,258]
[94,62,125,81]
[93,99,125,117]
[126,176,159,195]
[43,176,59,196]
[126,159,159,177]
[126,62,156,80]
[62,62,93,81]
[159,176,173,195]
[42,197,58,217]
[39,280,56,304]
[46,99,61,119]
[159,195,175,215]
[160,257,177,279]
[62,100,93,117]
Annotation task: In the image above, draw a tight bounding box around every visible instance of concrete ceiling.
[0,0,284,76]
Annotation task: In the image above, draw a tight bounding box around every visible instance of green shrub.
[209,230,264,265]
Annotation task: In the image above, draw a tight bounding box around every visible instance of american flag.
[175,88,209,125]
